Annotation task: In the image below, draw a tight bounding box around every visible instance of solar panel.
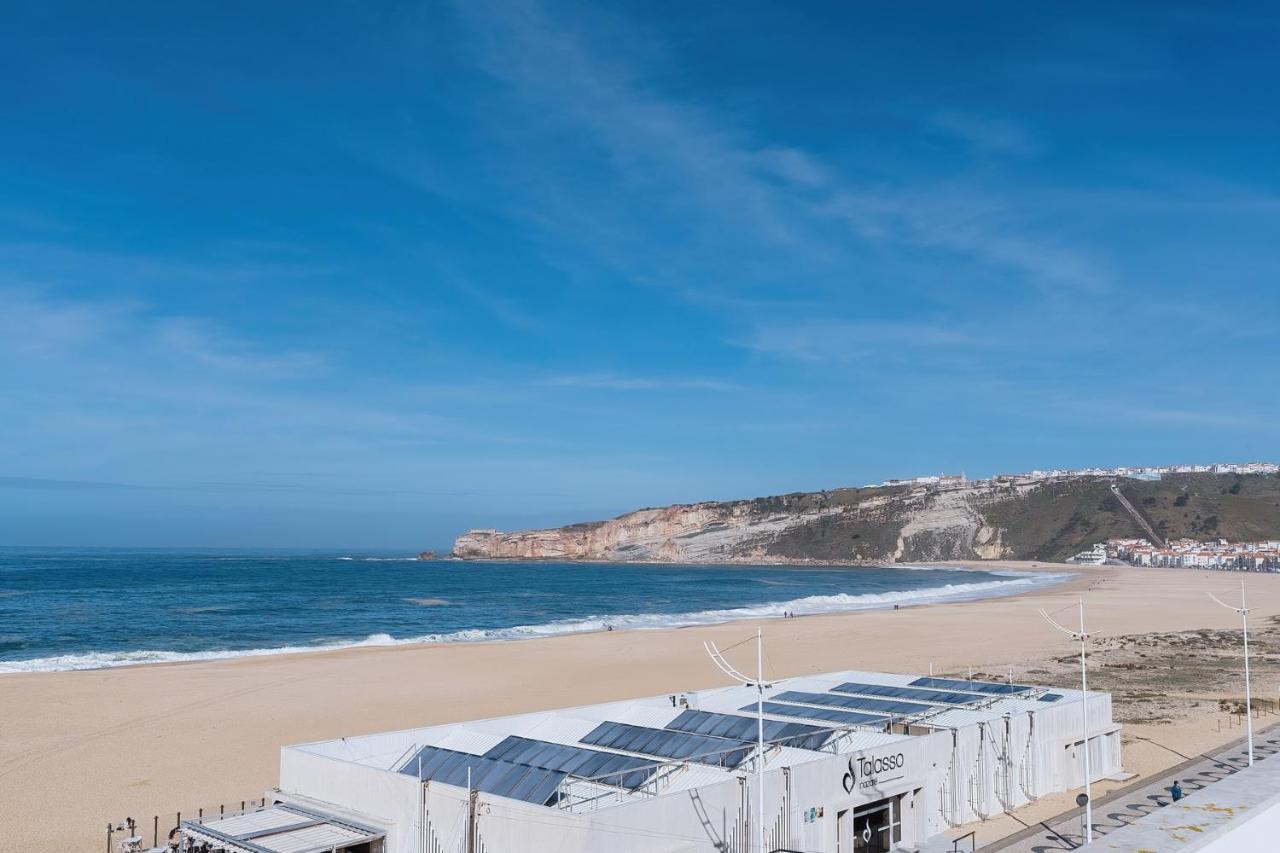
[483,736,658,789]
[909,676,1032,695]
[773,690,936,716]
[666,709,834,752]
[832,681,983,706]
[399,745,567,805]
[581,721,753,769]
[1038,693,1063,702]
[750,701,888,728]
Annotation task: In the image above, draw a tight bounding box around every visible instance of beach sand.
[4,561,1280,851]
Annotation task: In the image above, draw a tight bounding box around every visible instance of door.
[838,800,896,853]
[852,804,891,853]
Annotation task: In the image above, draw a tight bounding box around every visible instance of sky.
[2,1,1278,548]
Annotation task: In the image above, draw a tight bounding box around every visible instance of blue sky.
[2,1,1278,548]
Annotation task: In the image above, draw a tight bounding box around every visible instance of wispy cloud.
[1120,407,1265,430]
[0,288,133,358]
[1033,389,1280,433]
[822,188,1108,294]
[447,0,822,254]
[443,0,1109,309]
[451,278,543,334]
[930,111,1037,156]
[737,320,992,363]
[0,287,325,378]
[155,317,325,377]
[539,374,739,392]
[0,474,567,498]
[0,475,140,491]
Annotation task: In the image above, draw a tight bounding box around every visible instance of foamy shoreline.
[0,562,1072,674]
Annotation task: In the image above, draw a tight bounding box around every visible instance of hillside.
[452,473,1280,564]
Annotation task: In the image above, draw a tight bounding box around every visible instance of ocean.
[0,548,1069,672]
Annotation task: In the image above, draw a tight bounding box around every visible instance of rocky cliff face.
[452,473,1280,564]
[453,499,849,562]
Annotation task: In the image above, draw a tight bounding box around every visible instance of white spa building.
[182,669,1122,853]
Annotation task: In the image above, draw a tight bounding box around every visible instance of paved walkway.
[981,721,1280,852]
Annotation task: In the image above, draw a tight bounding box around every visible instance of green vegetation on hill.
[761,474,1280,563]
[1126,473,1280,543]
[977,473,1280,561]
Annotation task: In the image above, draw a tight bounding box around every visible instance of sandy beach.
[5,561,1280,851]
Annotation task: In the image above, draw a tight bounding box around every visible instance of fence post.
[107,824,113,853]
[153,815,159,846]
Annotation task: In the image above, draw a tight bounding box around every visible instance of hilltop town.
[871,461,1279,489]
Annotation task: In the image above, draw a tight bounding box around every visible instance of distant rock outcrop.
[452,473,1280,564]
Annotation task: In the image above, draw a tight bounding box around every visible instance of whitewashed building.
[181,669,1122,853]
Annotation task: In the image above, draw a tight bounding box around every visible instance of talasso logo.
[842,752,905,793]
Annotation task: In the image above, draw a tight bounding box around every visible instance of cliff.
[452,473,1280,564]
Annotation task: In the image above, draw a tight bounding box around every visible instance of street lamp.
[706,629,771,853]
[1209,581,1254,766]
[1039,598,1094,845]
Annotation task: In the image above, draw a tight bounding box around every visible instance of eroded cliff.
[451,473,1280,564]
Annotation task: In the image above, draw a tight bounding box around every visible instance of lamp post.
[1209,581,1254,766]
[1039,598,1093,845]
[706,630,771,853]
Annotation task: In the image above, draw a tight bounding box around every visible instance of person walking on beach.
[1170,780,1183,802]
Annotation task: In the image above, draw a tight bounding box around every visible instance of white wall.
[474,773,747,853]
[474,739,943,853]
[279,747,424,853]
[786,734,944,851]
[1032,699,1122,792]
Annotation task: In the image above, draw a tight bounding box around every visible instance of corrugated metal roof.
[182,804,383,853]
[766,745,827,768]
[428,728,508,756]
[252,823,371,853]
[190,809,303,837]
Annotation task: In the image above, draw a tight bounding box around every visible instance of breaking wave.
[0,571,1068,673]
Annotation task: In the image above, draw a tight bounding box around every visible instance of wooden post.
[154,815,159,846]
[107,824,114,853]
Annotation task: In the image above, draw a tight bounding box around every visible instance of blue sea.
[0,548,1069,672]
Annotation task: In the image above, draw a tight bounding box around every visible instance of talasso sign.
[842,751,906,793]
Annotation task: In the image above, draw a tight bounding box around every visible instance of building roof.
[288,668,1084,813]
[182,804,384,853]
